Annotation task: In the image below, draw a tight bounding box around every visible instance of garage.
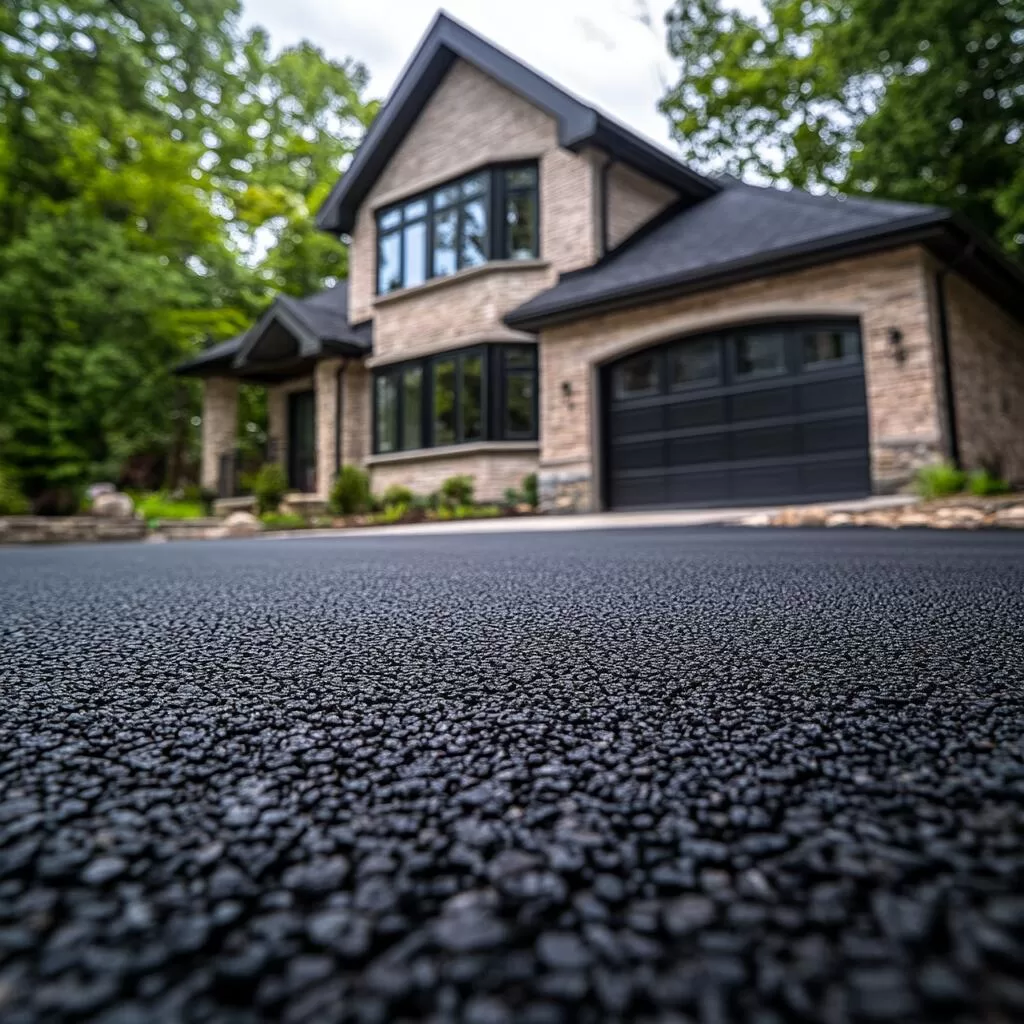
[602,320,871,510]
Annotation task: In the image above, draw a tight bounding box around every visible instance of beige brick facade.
[200,378,238,491]
[369,447,538,503]
[605,163,678,251]
[538,246,947,510]
[266,375,314,487]
[944,273,1024,483]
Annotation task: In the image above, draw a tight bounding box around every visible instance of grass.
[259,511,309,530]
[135,492,206,522]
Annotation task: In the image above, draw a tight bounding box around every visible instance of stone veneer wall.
[537,246,946,511]
[944,273,1024,484]
[200,378,238,491]
[369,449,539,504]
[0,517,146,545]
[605,163,678,251]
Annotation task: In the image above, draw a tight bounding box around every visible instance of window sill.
[373,259,550,307]
[366,441,539,467]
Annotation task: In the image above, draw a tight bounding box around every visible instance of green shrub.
[381,484,414,508]
[503,487,521,507]
[373,501,409,525]
[433,503,501,521]
[252,463,288,515]
[521,472,538,509]
[181,483,218,515]
[330,465,371,515]
[967,469,1011,497]
[136,492,205,522]
[915,462,966,500]
[0,466,29,515]
[260,511,308,530]
[440,474,474,507]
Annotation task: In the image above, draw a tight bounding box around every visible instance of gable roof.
[505,180,1024,329]
[316,10,719,235]
[175,283,371,377]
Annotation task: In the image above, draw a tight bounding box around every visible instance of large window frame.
[376,162,540,296]
[372,344,539,455]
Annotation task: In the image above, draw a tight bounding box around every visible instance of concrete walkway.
[261,495,916,541]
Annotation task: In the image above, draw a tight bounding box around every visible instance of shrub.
[521,472,538,509]
[260,511,308,530]
[374,502,409,525]
[503,487,521,508]
[967,469,1011,497]
[381,484,414,508]
[136,492,205,522]
[0,466,29,515]
[252,463,288,515]
[181,483,218,515]
[330,465,371,515]
[440,474,474,507]
[915,462,966,500]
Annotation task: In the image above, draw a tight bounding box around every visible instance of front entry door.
[287,390,316,493]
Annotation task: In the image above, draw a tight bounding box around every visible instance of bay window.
[376,163,539,295]
[372,344,538,454]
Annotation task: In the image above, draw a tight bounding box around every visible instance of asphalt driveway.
[1,528,1023,1023]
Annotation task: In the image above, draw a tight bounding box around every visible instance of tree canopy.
[660,0,1024,256]
[0,0,377,507]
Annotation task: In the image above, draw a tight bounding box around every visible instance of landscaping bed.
[750,494,1024,529]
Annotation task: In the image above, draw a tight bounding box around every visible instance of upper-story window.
[376,163,539,295]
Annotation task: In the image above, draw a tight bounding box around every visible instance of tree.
[659,0,1024,257]
[0,1,378,506]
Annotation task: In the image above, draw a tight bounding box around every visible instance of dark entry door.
[287,390,316,493]
[602,321,871,510]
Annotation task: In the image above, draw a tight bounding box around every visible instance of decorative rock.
[995,504,1024,527]
[218,511,261,538]
[90,492,135,518]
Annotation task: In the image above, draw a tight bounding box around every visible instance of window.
[372,345,538,454]
[735,331,786,378]
[671,338,719,390]
[614,352,661,399]
[802,328,861,368]
[376,163,539,294]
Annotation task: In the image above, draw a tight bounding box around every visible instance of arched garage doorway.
[600,320,872,510]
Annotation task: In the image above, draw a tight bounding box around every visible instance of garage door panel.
[666,396,727,430]
[730,387,794,422]
[668,433,728,465]
[603,321,870,510]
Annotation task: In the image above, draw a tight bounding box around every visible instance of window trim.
[371,343,539,455]
[375,161,540,296]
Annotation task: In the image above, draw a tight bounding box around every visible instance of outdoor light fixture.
[888,327,906,363]
[562,381,573,398]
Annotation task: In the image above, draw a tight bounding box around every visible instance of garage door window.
[802,328,861,369]
[735,331,786,379]
[614,352,660,399]
[671,338,720,390]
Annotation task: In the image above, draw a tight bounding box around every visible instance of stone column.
[315,359,343,500]
[200,377,239,491]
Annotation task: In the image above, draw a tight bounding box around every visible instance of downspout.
[334,360,346,478]
[599,157,615,258]
[933,242,973,469]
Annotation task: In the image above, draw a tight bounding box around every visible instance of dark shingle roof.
[506,181,952,329]
[174,334,246,375]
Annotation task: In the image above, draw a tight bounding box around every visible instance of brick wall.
[606,163,678,251]
[944,273,1024,484]
[538,246,945,509]
[200,378,238,491]
[369,448,539,503]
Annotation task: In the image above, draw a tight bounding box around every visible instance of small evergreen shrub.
[252,463,288,515]
[440,474,474,507]
[330,466,371,515]
[521,472,538,509]
[914,462,966,500]
[967,469,1011,497]
[503,487,521,508]
[381,484,414,508]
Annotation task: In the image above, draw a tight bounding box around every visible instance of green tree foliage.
[660,0,1024,257]
[0,1,377,506]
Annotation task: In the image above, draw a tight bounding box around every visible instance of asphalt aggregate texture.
[1,527,1024,1024]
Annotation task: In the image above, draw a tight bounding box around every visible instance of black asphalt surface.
[1,527,1024,1024]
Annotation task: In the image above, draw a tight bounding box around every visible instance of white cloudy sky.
[240,1,759,149]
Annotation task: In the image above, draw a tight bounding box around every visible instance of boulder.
[219,511,261,538]
[91,492,135,518]
[994,504,1024,528]
[825,513,853,528]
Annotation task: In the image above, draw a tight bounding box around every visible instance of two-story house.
[177,11,1024,513]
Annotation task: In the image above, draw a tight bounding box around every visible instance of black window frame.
[375,161,540,296]
[372,343,539,454]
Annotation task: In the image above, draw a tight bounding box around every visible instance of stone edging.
[741,497,1024,530]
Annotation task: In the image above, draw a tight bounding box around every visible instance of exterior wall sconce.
[888,327,906,364]
[561,380,574,407]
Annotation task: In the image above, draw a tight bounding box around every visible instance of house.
[176,11,1024,514]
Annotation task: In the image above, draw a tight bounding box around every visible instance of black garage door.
[602,320,871,510]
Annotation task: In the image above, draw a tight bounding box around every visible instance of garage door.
[602,321,871,510]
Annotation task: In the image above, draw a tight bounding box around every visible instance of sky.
[239,1,745,150]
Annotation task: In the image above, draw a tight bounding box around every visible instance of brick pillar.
[200,377,239,491]
[266,385,288,471]
[315,360,343,499]
[341,361,371,468]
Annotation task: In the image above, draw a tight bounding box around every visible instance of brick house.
[177,11,1024,513]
